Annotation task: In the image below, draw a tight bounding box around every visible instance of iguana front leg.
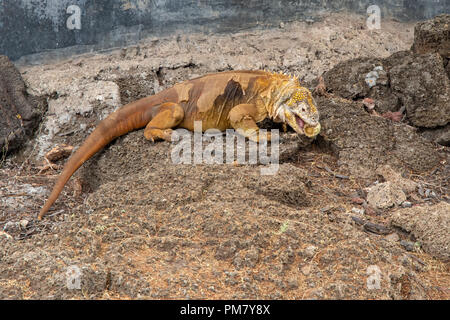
[144,102,184,142]
[228,104,271,143]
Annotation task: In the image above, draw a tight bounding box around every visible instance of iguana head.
[274,86,321,138]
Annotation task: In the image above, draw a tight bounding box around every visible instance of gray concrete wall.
[1,0,449,62]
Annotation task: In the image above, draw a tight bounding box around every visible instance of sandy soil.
[1,12,449,300]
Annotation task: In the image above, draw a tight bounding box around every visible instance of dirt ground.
[1,12,449,299]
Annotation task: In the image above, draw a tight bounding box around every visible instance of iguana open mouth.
[295,115,305,129]
[294,114,320,137]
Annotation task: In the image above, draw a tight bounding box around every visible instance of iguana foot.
[144,128,174,142]
[143,102,184,142]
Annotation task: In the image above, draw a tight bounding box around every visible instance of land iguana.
[38,70,321,219]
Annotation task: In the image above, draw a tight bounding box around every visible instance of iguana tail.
[38,97,158,220]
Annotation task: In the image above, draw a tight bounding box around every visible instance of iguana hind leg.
[228,104,271,143]
[144,102,184,142]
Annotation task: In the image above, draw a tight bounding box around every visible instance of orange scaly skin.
[38,70,321,220]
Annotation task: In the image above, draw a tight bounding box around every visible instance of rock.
[411,14,450,60]
[320,45,450,129]
[391,202,450,261]
[321,57,383,99]
[401,202,413,208]
[322,57,399,114]
[351,207,365,215]
[411,14,450,105]
[46,81,120,118]
[375,165,417,194]
[243,247,259,268]
[304,245,317,258]
[351,197,365,205]
[366,182,406,209]
[19,220,29,229]
[385,233,400,242]
[421,124,450,147]
[0,55,46,155]
[381,111,403,122]
[447,61,450,79]
[364,206,376,216]
[400,240,415,252]
[36,80,120,158]
[301,265,311,276]
[387,51,450,128]
[425,188,436,198]
[44,144,74,162]
[0,231,13,240]
[317,96,440,178]
[286,277,299,290]
[390,124,442,172]
[3,221,17,232]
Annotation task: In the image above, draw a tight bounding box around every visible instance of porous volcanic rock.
[316,96,441,178]
[387,51,450,128]
[391,202,450,261]
[320,51,450,129]
[320,14,450,131]
[0,55,46,156]
[420,125,450,147]
[411,14,450,60]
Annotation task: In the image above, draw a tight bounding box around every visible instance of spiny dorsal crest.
[263,69,300,84]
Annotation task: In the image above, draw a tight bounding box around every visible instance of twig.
[351,216,391,235]
[2,193,28,197]
[46,209,65,218]
[321,165,350,179]
[407,253,427,266]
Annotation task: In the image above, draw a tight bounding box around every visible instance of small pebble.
[301,265,311,276]
[365,206,376,215]
[401,201,413,208]
[19,219,29,229]
[351,207,365,215]
[3,221,16,232]
[418,186,425,197]
[304,245,317,258]
[401,255,411,267]
[0,231,13,240]
[327,213,336,222]
[320,206,333,213]
[400,240,415,252]
[287,278,299,289]
[385,233,399,242]
[351,197,365,205]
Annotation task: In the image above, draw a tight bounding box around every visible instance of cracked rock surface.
[0,56,46,156]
